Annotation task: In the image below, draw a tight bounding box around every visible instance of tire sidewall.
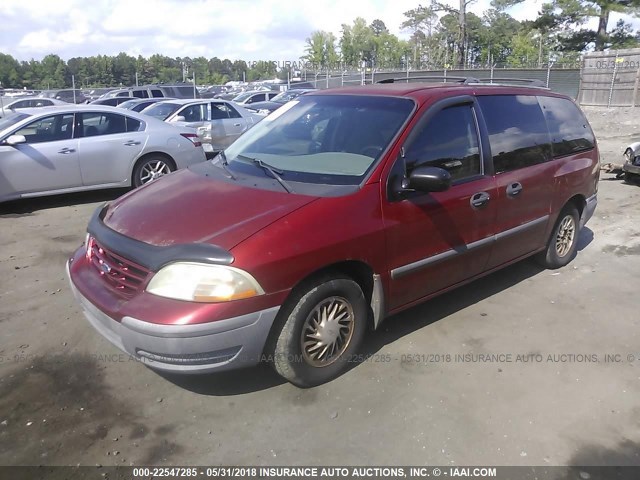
[272,277,367,387]
[545,206,580,268]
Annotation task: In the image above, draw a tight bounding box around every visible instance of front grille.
[88,237,150,296]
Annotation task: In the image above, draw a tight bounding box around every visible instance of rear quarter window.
[477,95,552,174]
[537,96,595,157]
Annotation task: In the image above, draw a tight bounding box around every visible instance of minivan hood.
[102,168,317,249]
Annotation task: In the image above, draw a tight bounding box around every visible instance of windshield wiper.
[213,150,236,180]
[237,154,294,193]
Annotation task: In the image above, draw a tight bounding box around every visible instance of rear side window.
[537,96,595,157]
[126,117,142,132]
[180,104,207,122]
[151,90,163,98]
[404,104,481,182]
[132,90,149,99]
[225,103,242,119]
[478,95,551,174]
[80,112,128,136]
[210,103,231,120]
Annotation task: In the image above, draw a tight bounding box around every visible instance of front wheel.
[133,156,174,187]
[267,276,368,388]
[535,205,580,269]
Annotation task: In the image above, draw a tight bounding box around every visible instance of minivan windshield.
[142,102,181,120]
[224,94,414,186]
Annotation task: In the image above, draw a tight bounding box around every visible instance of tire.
[133,156,175,187]
[535,205,580,269]
[623,171,639,184]
[624,148,634,162]
[267,275,368,388]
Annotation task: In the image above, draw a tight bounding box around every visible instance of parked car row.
[0,87,297,202]
[141,98,262,153]
[0,105,206,202]
[0,97,67,118]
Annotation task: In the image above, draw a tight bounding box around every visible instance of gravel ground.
[0,106,639,469]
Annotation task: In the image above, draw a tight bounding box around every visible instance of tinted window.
[126,117,142,132]
[11,100,30,109]
[478,95,551,174]
[80,112,128,136]
[404,104,481,181]
[210,103,231,120]
[132,90,149,98]
[116,92,129,97]
[151,90,164,98]
[538,96,595,157]
[179,104,207,122]
[225,103,241,119]
[14,114,74,143]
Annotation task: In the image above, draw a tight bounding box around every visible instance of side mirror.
[172,115,186,123]
[404,166,451,192]
[5,134,27,146]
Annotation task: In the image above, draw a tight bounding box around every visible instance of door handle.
[124,141,141,146]
[470,191,491,209]
[506,182,523,197]
[233,123,241,127]
[58,148,76,154]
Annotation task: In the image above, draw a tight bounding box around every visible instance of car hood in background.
[102,168,317,250]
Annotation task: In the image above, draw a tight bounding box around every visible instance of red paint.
[69,84,599,327]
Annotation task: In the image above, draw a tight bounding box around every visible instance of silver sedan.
[0,97,67,118]
[141,99,263,154]
[0,105,207,202]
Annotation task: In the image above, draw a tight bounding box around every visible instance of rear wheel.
[267,275,367,387]
[133,156,175,187]
[535,205,580,269]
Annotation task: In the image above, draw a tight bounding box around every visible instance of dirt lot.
[0,107,639,469]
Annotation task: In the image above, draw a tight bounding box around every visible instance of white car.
[0,105,207,202]
[141,99,263,154]
[0,97,67,118]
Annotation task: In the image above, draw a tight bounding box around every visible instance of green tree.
[0,53,21,88]
[498,0,640,51]
[304,30,338,68]
[401,4,439,66]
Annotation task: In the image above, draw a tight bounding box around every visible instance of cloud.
[2,0,640,64]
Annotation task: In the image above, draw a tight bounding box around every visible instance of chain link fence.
[298,65,581,99]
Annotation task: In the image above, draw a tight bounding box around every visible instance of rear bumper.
[581,193,597,229]
[623,161,640,176]
[67,261,279,374]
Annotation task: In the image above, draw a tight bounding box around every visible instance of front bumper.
[67,262,280,374]
[581,193,597,229]
[623,161,640,176]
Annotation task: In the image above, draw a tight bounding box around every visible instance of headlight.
[146,262,264,303]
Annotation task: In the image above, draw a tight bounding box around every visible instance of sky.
[0,0,633,62]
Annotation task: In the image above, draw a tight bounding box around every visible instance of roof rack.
[377,76,480,84]
[475,77,548,88]
[376,76,548,89]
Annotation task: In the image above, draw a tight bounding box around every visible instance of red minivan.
[67,82,599,387]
